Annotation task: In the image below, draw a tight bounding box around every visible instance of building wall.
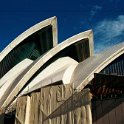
[92,97,124,124]
[15,84,92,124]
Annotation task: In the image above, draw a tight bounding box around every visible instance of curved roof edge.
[20,57,78,95]
[1,29,93,108]
[0,16,58,62]
[22,57,78,91]
[72,42,124,91]
[0,59,33,88]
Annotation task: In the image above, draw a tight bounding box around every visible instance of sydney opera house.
[0,16,124,124]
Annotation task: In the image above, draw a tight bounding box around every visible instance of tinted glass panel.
[0,25,53,78]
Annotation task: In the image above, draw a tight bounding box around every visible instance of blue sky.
[0,0,124,52]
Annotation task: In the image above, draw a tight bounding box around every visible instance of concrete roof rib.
[1,29,93,108]
[0,16,58,62]
[72,42,124,90]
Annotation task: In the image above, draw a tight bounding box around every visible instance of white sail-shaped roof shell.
[72,42,124,90]
[20,57,78,95]
[1,29,93,108]
[0,16,58,62]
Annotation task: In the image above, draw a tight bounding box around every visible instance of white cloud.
[94,15,124,53]
[90,5,102,20]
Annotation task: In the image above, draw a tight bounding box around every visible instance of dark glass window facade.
[0,25,53,78]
